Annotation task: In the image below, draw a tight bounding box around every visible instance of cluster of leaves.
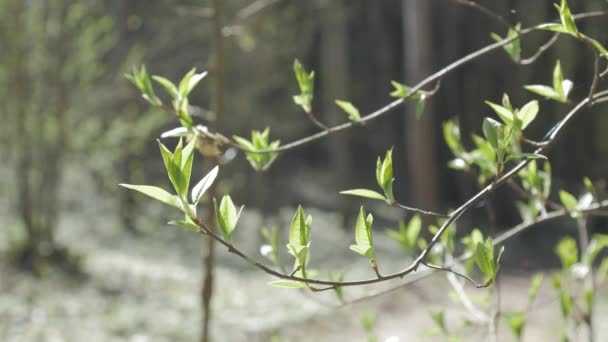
[538,0,608,58]
[443,58,574,183]
[127,66,206,130]
[233,128,280,171]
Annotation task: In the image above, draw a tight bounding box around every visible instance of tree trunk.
[320,0,353,225]
[401,0,438,221]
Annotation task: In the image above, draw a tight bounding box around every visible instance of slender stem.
[519,32,560,65]
[448,0,511,29]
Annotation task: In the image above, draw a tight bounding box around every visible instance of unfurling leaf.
[528,273,544,301]
[350,207,375,259]
[558,190,577,211]
[505,312,526,340]
[390,81,422,100]
[293,59,315,113]
[215,195,244,241]
[555,236,578,270]
[335,100,361,122]
[474,238,501,280]
[482,117,502,150]
[287,206,312,266]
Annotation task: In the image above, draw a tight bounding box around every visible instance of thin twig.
[519,32,561,65]
[422,261,490,288]
[448,0,511,29]
[588,52,601,105]
[305,111,329,130]
[230,11,607,154]
[392,202,448,217]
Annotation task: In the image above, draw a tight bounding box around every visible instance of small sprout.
[233,128,280,171]
[214,195,244,241]
[474,238,504,284]
[335,100,361,122]
[490,23,522,62]
[286,206,312,269]
[293,59,315,113]
[505,312,526,341]
[555,237,578,270]
[350,207,375,260]
[376,148,395,202]
[390,81,422,100]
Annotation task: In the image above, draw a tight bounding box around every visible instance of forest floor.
[1,172,607,341]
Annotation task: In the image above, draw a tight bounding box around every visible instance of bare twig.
[588,52,601,105]
[519,32,561,65]
[305,111,329,130]
[422,261,491,288]
[392,201,448,218]
[447,0,511,29]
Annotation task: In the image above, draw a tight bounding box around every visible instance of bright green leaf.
[486,100,514,126]
[340,189,386,201]
[518,100,539,130]
[119,184,180,209]
[559,190,577,211]
[335,100,361,122]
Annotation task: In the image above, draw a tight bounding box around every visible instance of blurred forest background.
[1,0,607,341]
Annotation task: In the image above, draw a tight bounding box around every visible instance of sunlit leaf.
[120,184,180,209]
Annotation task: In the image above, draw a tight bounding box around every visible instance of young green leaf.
[289,205,308,247]
[505,312,526,341]
[474,238,496,279]
[375,148,394,200]
[390,81,421,100]
[119,184,180,209]
[350,207,374,259]
[556,0,577,34]
[558,190,577,211]
[293,59,314,113]
[490,23,522,62]
[482,117,502,150]
[416,97,426,119]
[158,141,181,195]
[517,100,539,130]
[340,189,386,201]
[486,100,514,126]
[430,309,447,334]
[215,195,244,241]
[528,273,544,301]
[335,100,361,122]
[192,165,219,204]
[152,75,179,99]
[553,60,564,96]
[555,237,578,270]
